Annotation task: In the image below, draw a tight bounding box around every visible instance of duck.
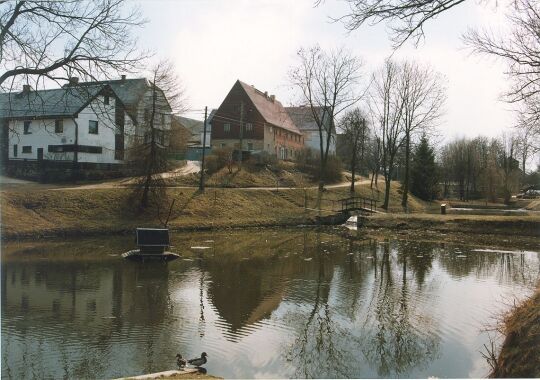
[188,352,208,367]
[176,353,187,368]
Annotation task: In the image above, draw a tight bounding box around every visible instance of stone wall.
[5,159,131,182]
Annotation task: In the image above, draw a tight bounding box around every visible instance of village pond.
[2,228,539,379]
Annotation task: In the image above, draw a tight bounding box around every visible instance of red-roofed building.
[211,80,304,160]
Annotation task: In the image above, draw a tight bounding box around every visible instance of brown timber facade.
[211,80,304,160]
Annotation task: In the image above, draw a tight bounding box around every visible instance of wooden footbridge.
[306,195,381,226]
[338,196,378,214]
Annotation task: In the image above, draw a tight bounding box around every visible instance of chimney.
[264,91,268,98]
[22,84,32,93]
[270,95,275,103]
[68,77,79,85]
[121,74,126,82]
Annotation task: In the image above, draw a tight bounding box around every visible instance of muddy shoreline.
[2,215,539,253]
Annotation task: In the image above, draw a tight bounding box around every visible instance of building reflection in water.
[1,230,539,379]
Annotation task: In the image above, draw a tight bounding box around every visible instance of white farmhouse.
[285,106,336,155]
[0,76,173,180]
[1,84,135,165]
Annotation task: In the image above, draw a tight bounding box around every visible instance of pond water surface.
[2,228,539,379]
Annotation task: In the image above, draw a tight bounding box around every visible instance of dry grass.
[170,163,316,188]
[524,198,540,211]
[4,179,536,241]
[491,283,540,378]
[1,178,430,239]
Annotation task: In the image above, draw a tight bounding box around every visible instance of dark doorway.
[37,148,43,161]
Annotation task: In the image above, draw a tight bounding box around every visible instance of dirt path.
[1,167,371,192]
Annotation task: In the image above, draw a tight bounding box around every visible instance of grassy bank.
[0,179,420,239]
[2,180,538,241]
[492,283,540,378]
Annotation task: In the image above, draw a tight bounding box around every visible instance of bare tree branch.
[0,0,149,93]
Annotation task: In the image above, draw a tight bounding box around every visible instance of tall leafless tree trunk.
[131,60,186,210]
[289,45,365,192]
[398,61,446,207]
[370,59,406,210]
[340,108,369,193]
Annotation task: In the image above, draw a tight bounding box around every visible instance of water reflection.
[2,229,538,379]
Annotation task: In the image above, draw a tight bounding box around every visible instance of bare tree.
[370,59,406,210]
[514,121,539,179]
[398,61,446,207]
[499,132,520,204]
[339,107,369,192]
[0,0,147,92]
[464,0,540,137]
[318,0,467,48]
[130,59,186,210]
[289,45,364,191]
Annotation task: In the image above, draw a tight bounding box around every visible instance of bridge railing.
[340,196,378,213]
[304,195,379,213]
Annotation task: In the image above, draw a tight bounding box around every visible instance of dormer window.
[23,121,31,134]
[55,120,63,133]
[89,120,98,134]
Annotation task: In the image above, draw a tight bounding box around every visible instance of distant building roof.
[173,115,204,134]
[237,81,301,135]
[285,106,333,133]
[0,84,110,120]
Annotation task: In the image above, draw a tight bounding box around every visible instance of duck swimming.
[188,352,208,367]
[176,353,187,368]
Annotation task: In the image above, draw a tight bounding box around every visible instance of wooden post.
[199,106,208,191]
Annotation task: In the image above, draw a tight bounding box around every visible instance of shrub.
[295,148,342,184]
[205,147,234,174]
[205,155,220,174]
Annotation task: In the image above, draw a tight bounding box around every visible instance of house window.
[245,123,253,132]
[13,145,17,157]
[88,120,98,134]
[104,95,110,105]
[221,143,226,148]
[23,121,31,134]
[224,123,230,132]
[22,146,32,154]
[55,120,63,133]
[248,142,253,151]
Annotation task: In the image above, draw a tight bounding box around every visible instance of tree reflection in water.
[2,231,539,379]
[362,241,440,377]
[286,238,441,378]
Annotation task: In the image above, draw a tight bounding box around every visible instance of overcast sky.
[135,0,514,141]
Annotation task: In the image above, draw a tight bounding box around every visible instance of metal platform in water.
[122,249,180,262]
[122,228,180,262]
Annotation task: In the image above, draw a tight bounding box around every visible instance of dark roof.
[73,78,173,120]
[237,81,301,134]
[80,78,147,106]
[73,78,157,118]
[0,84,109,119]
